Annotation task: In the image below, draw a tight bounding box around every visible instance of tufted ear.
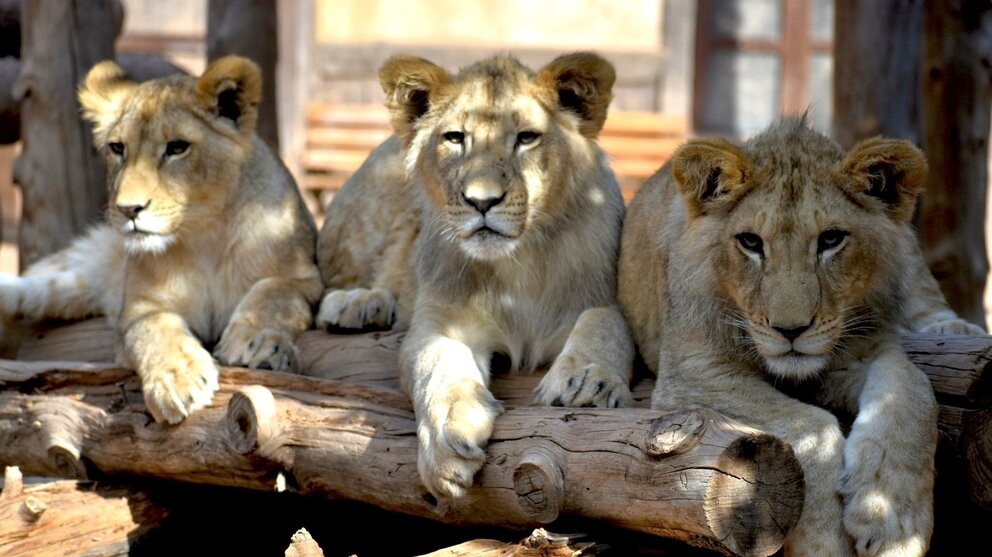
[671,138,753,218]
[536,51,616,139]
[378,55,451,142]
[841,137,927,223]
[78,60,137,136]
[196,55,262,136]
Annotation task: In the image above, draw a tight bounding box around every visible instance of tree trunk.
[12,0,118,268]
[0,466,167,557]
[832,0,923,148]
[0,358,803,557]
[207,0,279,149]
[919,2,992,326]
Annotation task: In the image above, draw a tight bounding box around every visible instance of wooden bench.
[301,103,687,210]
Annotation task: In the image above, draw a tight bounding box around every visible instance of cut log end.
[47,443,86,480]
[512,447,564,524]
[226,385,280,456]
[704,433,805,557]
[645,410,707,457]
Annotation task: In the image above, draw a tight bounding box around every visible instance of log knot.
[512,446,565,524]
[645,409,707,457]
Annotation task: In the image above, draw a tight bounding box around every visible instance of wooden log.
[0,466,167,557]
[12,0,117,267]
[0,358,804,557]
[10,319,992,510]
[420,528,607,557]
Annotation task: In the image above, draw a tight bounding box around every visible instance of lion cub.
[0,56,323,423]
[619,117,982,556]
[316,53,635,496]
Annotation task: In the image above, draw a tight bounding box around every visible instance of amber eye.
[818,229,849,253]
[516,131,541,146]
[442,131,464,144]
[165,140,190,157]
[736,232,763,255]
[108,142,125,156]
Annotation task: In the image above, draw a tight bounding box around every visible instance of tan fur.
[619,118,982,556]
[316,52,634,497]
[1,56,323,424]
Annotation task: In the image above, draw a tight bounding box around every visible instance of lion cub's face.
[672,121,926,379]
[79,57,262,255]
[378,53,615,261]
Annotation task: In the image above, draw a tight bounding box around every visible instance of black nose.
[773,324,811,343]
[463,191,505,214]
[116,203,147,220]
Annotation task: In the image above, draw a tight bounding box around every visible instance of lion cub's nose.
[773,323,811,343]
[463,191,506,215]
[117,202,149,220]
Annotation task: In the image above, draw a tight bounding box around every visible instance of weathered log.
[0,466,167,556]
[0,357,803,557]
[10,318,992,511]
[420,528,607,557]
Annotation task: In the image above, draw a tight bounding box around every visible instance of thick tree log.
[12,0,117,267]
[0,466,167,556]
[10,318,992,511]
[0,356,803,557]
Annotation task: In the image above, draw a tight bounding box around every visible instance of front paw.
[840,440,933,556]
[215,321,298,372]
[141,338,219,424]
[919,318,985,336]
[418,383,502,498]
[535,355,632,408]
[316,288,395,330]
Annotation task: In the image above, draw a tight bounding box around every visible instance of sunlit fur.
[1,56,323,424]
[315,53,635,498]
[617,117,979,556]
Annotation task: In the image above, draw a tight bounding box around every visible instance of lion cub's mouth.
[473,225,508,238]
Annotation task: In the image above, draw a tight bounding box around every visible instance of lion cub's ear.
[841,137,927,223]
[78,60,137,136]
[536,52,616,139]
[196,55,262,136]
[379,56,451,142]
[671,138,752,218]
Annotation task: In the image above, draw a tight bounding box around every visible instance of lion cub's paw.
[840,442,932,557]
[215,322,299,372]
[919,318,985,336]
[141,339,219,424]
[316,288,395,330]
[535,355,632,408]
[418,382,502,498]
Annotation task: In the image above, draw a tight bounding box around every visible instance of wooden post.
[207,0,280,149]
[11,0,118,268]
[919,2,992,326]
[832,0,924,148]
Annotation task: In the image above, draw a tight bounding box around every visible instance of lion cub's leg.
[902,243,985,335]
[214,275,323,372]
[316,221,415,331]
[0,225,122,322]
[400,313,503,498]
[122,310,219,424]
[534,306,634,408]
[830,342,937,557]
[653,369,854,556]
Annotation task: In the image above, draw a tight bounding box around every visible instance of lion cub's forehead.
[443,58,547,129]
[114,77,204,138]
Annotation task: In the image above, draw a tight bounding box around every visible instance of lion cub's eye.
[108,142,125,156]
[165,140,190,157]
[516,131,541,146]
[442,131,465,145]
[736,232,764,256]
[817,229,849,253]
